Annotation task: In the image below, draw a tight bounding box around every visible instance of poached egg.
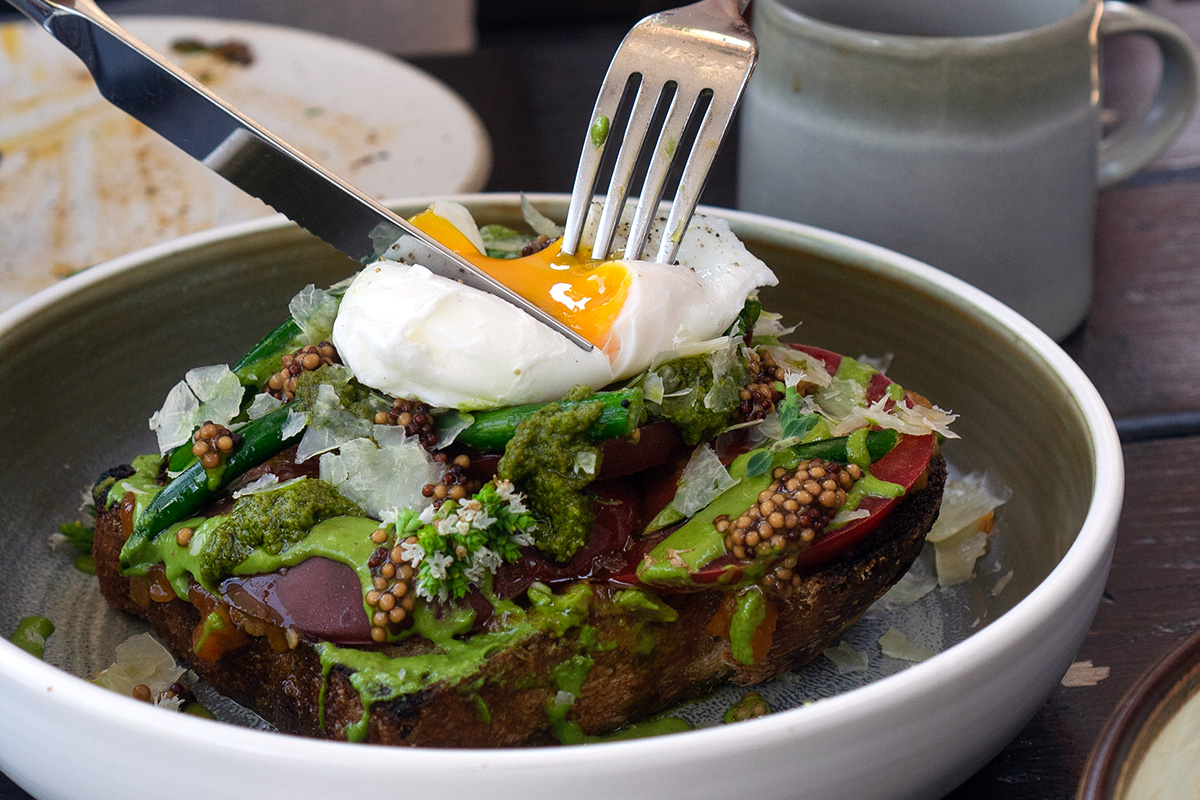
[331,202,777,409]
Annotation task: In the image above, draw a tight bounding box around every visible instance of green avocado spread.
[199,479,366,584]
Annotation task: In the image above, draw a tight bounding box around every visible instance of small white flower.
[426,552,453,581]
[400,539,426,565]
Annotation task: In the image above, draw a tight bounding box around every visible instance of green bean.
[442,388,644,451]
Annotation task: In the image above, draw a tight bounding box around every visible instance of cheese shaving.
[878,628,936,662]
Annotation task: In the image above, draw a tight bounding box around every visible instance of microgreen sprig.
[744,383,822,477]
[397,480,536,603]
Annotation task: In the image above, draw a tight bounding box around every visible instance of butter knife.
[5,0,594,351]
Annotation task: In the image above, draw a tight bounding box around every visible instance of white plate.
[0,16,491,310]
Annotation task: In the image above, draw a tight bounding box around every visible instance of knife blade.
[5,0,594,352]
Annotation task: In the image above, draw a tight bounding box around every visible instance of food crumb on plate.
[1062,660,1110,687]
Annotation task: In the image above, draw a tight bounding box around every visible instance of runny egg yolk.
[409,210,630,349]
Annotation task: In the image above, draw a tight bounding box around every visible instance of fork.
[559,0,756,265]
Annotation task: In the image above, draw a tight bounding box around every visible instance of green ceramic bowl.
[0,194,1123,800]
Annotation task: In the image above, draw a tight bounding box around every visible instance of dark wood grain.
[946,434,1200,799]
[1063,180,1200,418]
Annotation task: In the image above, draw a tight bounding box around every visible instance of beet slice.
[223,557,372,644]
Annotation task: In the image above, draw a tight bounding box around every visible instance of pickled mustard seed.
[380,397,439,451]
[266,342,340,402]
[191,422,241,470]
[718,459,863,596]
[363,527,419,643]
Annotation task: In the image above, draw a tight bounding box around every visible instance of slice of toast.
[92,455,945,746]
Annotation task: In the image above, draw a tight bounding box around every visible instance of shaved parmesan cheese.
[148,365,242,454]
[642,372,665,405]
[93,633,185,701]
[830,508,870,527]
[751,310,798,342]
[232,474,280,498]
[823,640,869,673]
[434,411,473,450]
[288,284,340,345]
[246,392,283,420]
[927,472,1012,543]
[878,628,936,662]
[816,378,868,426]
[295,383,374,463]
[881,556,939,607]
[282,409,308,440]
[764,345,833,388]
[521,194,564,240]
[935,527,990,587]
[319,425,441,519]
[928,472,1013,586]
[830,395,958,438]
[991,569,1015,598]
[646,444,738,532]
[430,200,488,254]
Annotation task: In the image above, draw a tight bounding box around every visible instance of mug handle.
[1097,1,1200,188]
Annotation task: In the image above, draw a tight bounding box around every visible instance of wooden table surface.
[5,3,1200,798]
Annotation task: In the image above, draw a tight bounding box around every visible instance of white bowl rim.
[0,192,1124,772]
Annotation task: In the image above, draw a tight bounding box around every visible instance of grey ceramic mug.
[736,0,1199,340]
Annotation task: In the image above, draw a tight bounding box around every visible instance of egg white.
[332,203,778,409]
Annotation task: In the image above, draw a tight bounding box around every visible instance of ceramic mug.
[736,0,1199,340]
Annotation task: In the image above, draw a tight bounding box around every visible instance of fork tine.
[654,91,740,264]
[565,0,756,263]
[623,86,700,261]
[560,76,630,257]
[592,78,671,259]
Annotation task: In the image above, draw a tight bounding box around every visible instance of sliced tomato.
[789,433,933,572]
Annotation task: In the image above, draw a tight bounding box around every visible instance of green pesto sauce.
[199,479,365,584]
[846,428,872,470]
[546,654,596,744]
[497,387,604,562]
[193,610,228,655]
[9,616,54,660]
[723,691,770,724]
[612,588,678,623]
[590,115,610,148]
[105,453,165,513]
[594,716,693,740]
[834,355,878,387]
[729,587,767,665]
[318,583,594,742]
[645,352,749,446]
[291,365,374,415]
[126,506,382,612]
[845,474,906,509]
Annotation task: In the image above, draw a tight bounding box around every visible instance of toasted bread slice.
[92,455,945,746]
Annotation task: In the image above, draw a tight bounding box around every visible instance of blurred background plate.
[1078,625,1200,800]
[0,15,492,311]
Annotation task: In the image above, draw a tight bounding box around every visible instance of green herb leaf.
[782,413,819,441]
[745,449,773,477]
[57,520,95,556]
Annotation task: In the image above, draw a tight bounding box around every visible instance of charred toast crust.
[93,456,946,746]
